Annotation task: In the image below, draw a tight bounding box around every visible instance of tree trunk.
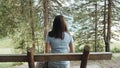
[29,0,35,48]
[21,0,24,14]
[103,0,107,51]
[106,0,112,52]
[94,3,98,52]
[43,0,49,40]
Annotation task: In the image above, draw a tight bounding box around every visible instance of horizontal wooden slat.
[0,54,27,62]
[35,53,83,61]
[89,52,112,60]
[0,52,112,62]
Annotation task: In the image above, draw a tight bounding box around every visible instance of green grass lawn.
[0,37,13,48]
[0,38,14,68]
[0,37,14,54]
[111,40,120,49]
[0,63,13,68]
[0,48,12,54]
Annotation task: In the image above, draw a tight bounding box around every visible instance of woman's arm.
[69,42,74,53]
[45,43,50,53]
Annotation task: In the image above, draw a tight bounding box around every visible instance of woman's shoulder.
[64,32,73,42]
[64,32,70,35]
[64,32,72,37]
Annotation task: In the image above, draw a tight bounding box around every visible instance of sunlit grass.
[0,37,13,48]
[0,37,13,54]
[0,63,13,68]
[0,48,12,54]
[111,40,120,49]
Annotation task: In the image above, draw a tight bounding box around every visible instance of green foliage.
[75,44,84,52]
[0,0,43,53]
[111,47,120,53]
[97,42,104,52]
[0,0,21,38]
[0,0,120,53]
[71,0,120,52]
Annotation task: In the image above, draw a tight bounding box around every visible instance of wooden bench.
[0,46,112,68]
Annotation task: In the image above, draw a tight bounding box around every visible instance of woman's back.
[46,32,72,68]
[46,32,73,53]
[45,15,74,68]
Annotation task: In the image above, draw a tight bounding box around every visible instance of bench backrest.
[0,46,112,68]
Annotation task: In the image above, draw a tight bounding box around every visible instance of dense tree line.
[0,0,120,53]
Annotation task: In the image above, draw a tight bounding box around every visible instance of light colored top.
[45,32,73,66]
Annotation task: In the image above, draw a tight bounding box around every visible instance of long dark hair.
[48,15,68,39]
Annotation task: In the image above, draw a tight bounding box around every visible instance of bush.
[111,47,120,53]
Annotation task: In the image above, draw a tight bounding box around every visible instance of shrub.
[111,47,120,53]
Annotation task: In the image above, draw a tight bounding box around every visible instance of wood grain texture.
[27,48,35,68]
[80,45,90,68]
[0,52,112,62]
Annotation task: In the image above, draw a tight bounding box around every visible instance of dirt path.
[14,53,120,68]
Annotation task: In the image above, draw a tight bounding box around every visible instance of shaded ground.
[71,53,120,68]
[14,53,120,68]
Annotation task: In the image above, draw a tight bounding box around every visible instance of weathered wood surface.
[80,45,90,68]
[27,48,35,68]
[0,52,112,62]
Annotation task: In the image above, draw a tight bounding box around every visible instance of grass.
[0,63,13,68]
[0,37,26,68]
[0,37,15,68]
[0,37,13,48]
[111,39,120,52]
[0,48,12,54]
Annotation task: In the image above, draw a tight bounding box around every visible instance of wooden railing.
[0,46,112,68]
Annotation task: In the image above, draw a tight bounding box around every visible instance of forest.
[0,0,120,68]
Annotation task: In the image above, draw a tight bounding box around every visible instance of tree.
[106,0,112,52]
[29,0,35,48]
[71,0,120,52]
[94,2,98,52]
[43,0,49,40]
[0,0,19,38]
[103,0,107,52]
[0,0,120,53]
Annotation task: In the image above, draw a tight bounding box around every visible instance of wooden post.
[27,48,35,68]
[80,45,90,68]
